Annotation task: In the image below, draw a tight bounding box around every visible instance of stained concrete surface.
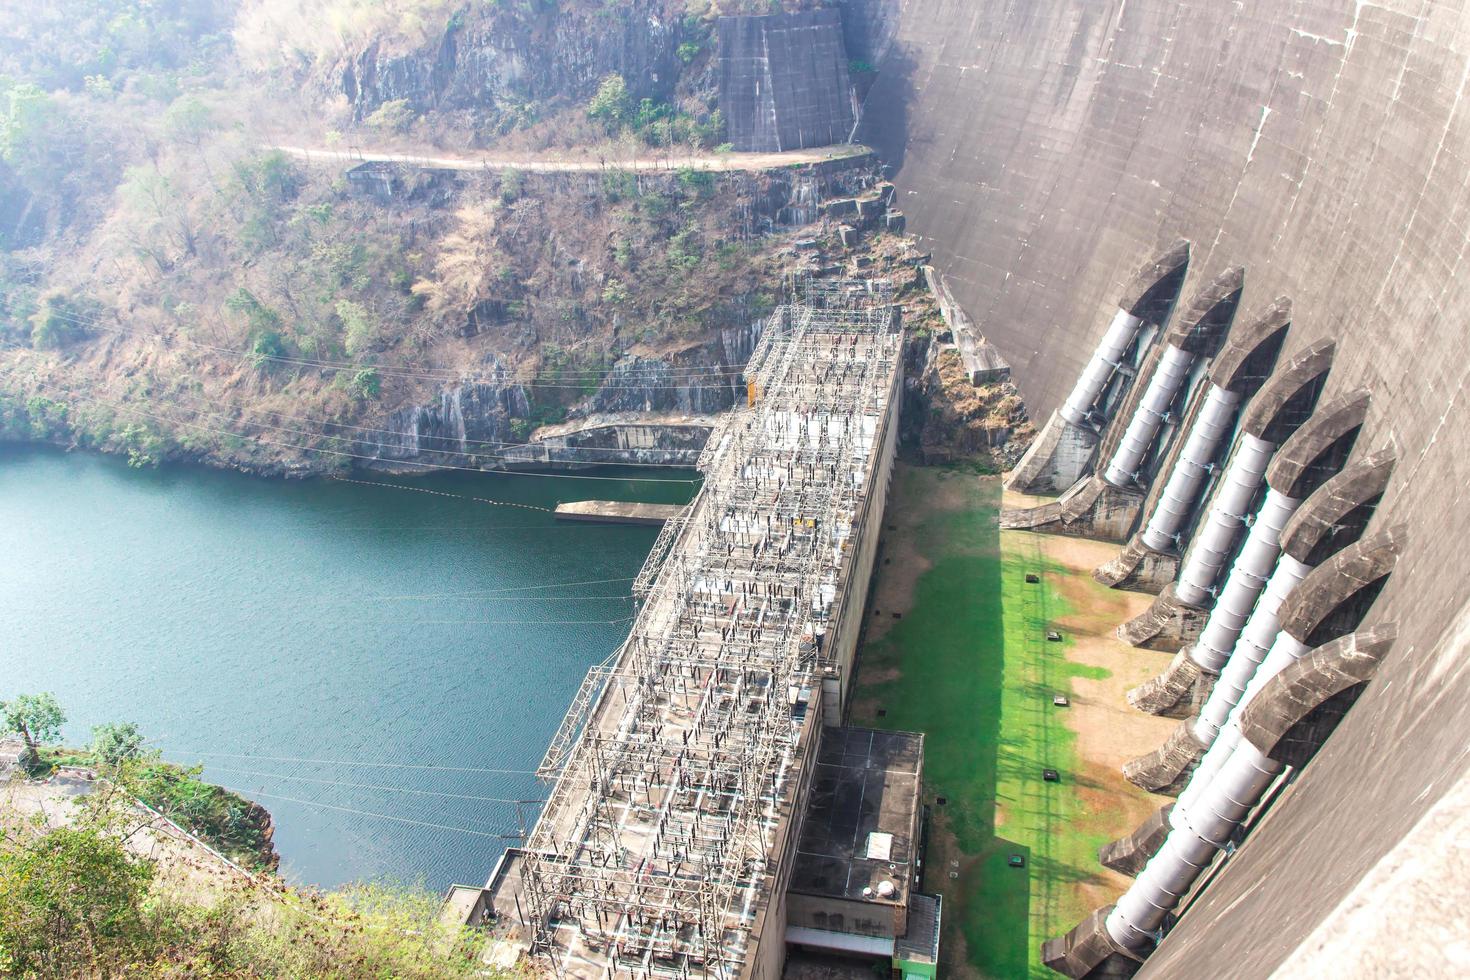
[856,1,1470,975]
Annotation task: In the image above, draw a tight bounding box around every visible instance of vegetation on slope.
[0,0,841,475]
[2,694,490,977]
[0,827,496,978]
[3,695,278,872]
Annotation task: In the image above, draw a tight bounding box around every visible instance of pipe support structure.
[1104,343,1196,488]
[1059,309,1146,427]
[1189,489,1303,673]
[1174,433,1276,606]
[1140,383,1243,552]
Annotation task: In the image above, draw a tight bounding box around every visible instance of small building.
[344,161,403,200]
[785,727,941,976]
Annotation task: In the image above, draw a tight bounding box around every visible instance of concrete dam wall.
[859,1,1470,976]
[720,11,857,151]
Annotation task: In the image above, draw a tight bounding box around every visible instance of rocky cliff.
[338,1,690,124]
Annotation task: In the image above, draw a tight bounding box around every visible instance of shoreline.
[0,435,703,484]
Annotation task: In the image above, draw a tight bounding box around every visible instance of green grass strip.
[849,466,1114,979]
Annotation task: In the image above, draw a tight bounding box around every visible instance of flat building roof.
[789,727,924,907]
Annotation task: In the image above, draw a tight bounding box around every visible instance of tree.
[162,95,218,177]
[365,98,416,134]
[163,95,215,147]
[336,298,380,356]
[1,692,65,767]
[90,722,147,768]
[411,204,499,319]
[28,291,88,349]
[117,165,198,273]
[0,82,79,189]
[350,367,381,400]
[0,827,153,975]
[587,74,632,132]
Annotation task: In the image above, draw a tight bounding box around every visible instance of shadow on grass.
[849,467,1034,978]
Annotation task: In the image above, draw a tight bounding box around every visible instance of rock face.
[339,1,686,121]
[244,802,281,873]
[588,321,763,417]
[356,321,766,468]
[357,362,531,463]
[914,344,1030,468]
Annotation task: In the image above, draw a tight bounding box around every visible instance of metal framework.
[510,295,903,978]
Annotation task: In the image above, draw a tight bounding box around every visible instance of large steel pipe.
[1106,738,1284,951]
[1104,343,1195,487]
[1190,489,1303,673]
[1174,630,1310,823]
[1059,309,1146,427]
[1141,383,1243,551]
[1193,553,1311,744]
[1174,434,1276,606]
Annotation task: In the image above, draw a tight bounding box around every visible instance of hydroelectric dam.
[446,0,1470,975]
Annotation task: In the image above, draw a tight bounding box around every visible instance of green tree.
[120,424,164,468]
[90,721,147,768]
[336,298,380,356]
[0,82,78,188]
[587,74,632,131]
[0,828,153,976]
[350,367,382,400]
[28,291,87,349]
[249,328,287,371]
[163,95,214,142]
[1,692,65,767]
[365,98,416,134]
[225,287,282,334]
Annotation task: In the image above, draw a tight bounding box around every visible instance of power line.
[28,308,758,391]
[25,373,700,472]
[367,574,638,599]
[204,766,545,806]
[345,614,634,626]
[212,785,524,841]
[252,404,707,453]
[162,750,542,776]
[10,370,701,484]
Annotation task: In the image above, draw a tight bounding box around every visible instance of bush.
[365,98,416,134]
[337,299,380,356]
[0,828,153,976]
[587,74,632,131]
[28,291,90,349]
[122,760,273,870]
[350,367,381,400]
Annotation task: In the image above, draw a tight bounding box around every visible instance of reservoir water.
[0,445,696,889]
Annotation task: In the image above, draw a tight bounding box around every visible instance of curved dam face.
[859,1,1470,975]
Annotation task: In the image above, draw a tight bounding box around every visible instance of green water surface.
[0,445,695,888]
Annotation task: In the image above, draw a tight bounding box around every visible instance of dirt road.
[272,142,872,174]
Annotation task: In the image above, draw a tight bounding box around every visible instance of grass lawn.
[848,464,1117,979]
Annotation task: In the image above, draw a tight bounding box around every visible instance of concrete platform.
[553,500,685,526]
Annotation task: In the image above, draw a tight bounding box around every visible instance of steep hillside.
[0,0,941,475]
